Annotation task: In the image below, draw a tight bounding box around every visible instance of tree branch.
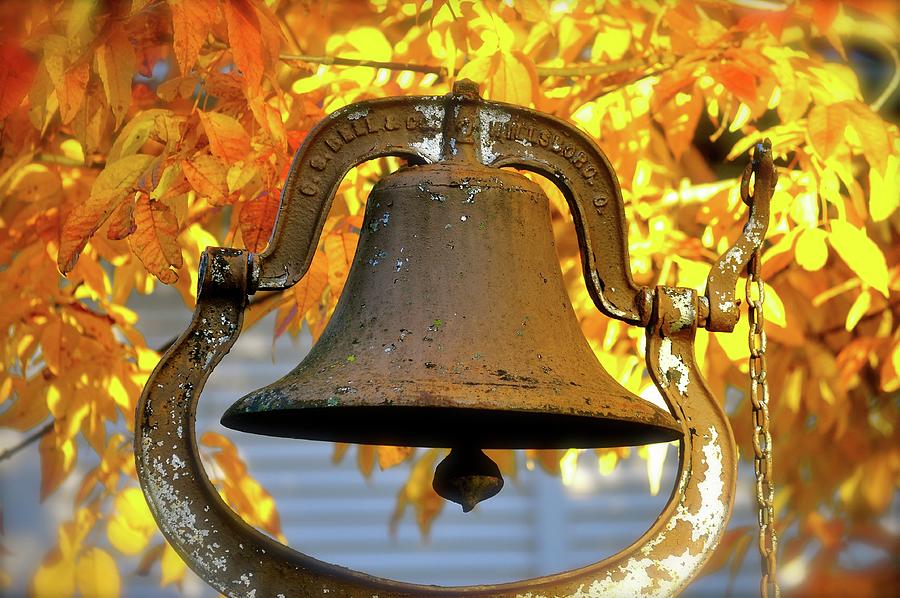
[278,53,663,79]
[0,421,54,463]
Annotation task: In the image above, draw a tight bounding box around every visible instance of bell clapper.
[432,447,504,512]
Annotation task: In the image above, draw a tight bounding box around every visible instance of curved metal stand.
[135,248,736,597]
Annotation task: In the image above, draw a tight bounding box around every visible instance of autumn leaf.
[828,220,889,297]
[106,488,156,556]
[57,61,91,125]
[127,194,183,284]
[169,0,219,75]
[223,0,265,93]
[75,548,120,598]
[160,543,186,586]
[807,103,850,159]
[58,154,155,274]
[239,190,280,252]
[378,446,415,470]
[39,427,77,500]
[0,43,38,121]
[106,196,136,240]
[182,154,230,204]
[712,63,757,104]
[95,28,135,129]
[198,110,251,163]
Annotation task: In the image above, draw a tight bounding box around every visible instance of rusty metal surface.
[704,140,775,332]
[136,250,737,597]
[224,163,680,449]
[255,81,650,325]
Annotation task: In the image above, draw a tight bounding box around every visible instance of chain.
[744,161,780,597]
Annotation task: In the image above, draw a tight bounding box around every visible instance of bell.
[222,162,680,480]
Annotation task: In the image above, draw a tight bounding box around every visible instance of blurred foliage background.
[0,0,898,595]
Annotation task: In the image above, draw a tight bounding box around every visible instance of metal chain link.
[743,162,780,597]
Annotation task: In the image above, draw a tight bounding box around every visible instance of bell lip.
[220,404,683,450]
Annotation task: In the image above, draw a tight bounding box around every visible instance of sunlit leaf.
[95,28,135,128]
[0,43,38,121]
[58,154,155,273]
[828,220,889,297]
[127,194,183,284]
[75,548,120,598]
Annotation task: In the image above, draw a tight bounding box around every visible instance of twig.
[0,421,54,463]
[870,39,899,113]
[278,53,662,79]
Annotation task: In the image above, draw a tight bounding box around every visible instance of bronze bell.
[222,163,680,448]
[221,131,680,510]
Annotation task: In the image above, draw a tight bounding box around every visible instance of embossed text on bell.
[135,80,777,597]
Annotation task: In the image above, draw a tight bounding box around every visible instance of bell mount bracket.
[134,81,778,596]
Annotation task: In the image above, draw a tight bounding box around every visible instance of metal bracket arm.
[252,82,651,325]
[703,140,776,332]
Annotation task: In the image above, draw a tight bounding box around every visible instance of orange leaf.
[127,194,183,284]
[95,28,135,128]
[40,427,78,500]
[239,190,280,252]
[378,446,414,470]
[712,63,757,104]
[58,61,90,125]
[223,0,265,93]
[199,110,251,163]
[323,228,358,293]
[182,154,229,204]
[106,197,136,240]
[58,154,155,274]
[0,43,37,120]
[807,103,850,159]
[169,0,219,74]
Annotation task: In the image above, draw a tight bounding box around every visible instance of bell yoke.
[135,80,775,597]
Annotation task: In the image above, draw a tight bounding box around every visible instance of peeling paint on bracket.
[135,247,737,597]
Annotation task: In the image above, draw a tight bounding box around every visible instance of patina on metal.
[134,80,775,597]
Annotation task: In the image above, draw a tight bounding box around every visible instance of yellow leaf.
[58,154,155,273]
[323,229,358,293]
[40,428,77,500]
[762,283,787,328]
[845,289,871,331]
[127,194,183,284]
[592,25,631,61]
[31,553,75,598]
[828,220,889,297]
[199,111,251,164]
[807,103,850,159]
[645,442,669,496]
[95,28,135,128]
[160,543,186,587]
[345,27,392,62]
[378,446,414,470]
[182,154,229,205]
[795,227,828,271]
[75,548,120,598]
[107,488,155,555]
[869,154,898,222]
[560,448,581,486]
[108,109,170,162]
[844,101,891,173]
[597,450,618,476]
